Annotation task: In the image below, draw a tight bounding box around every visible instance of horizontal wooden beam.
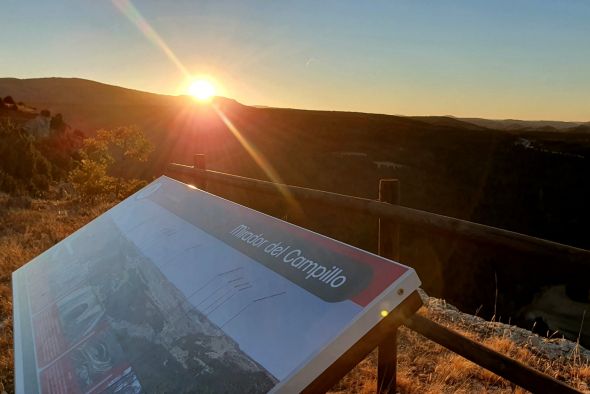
[166,163,590,268]
[403,314,581,394]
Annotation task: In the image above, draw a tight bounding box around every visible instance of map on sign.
[13,176,420,393]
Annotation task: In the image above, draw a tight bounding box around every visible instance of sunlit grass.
[0,194,115,393]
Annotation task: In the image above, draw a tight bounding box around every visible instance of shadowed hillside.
[2,77,589,345]
[0,77,189,133]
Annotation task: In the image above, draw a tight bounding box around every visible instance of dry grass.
[329,308,590,394]
[0,194,113,393]
[0,193,589,393]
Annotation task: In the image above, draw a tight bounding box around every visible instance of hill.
[410,116,491,131]
[1,77,589,346]
[458,117,588,132]
[0,77,188,133]
[2,78,588,135]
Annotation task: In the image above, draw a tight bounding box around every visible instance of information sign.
[13,176,420,393]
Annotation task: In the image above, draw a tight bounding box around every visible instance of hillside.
[0,77,189,133]
[410,116,491,131]
[458,117,589,132]
[2,78,588,133]
[1,77,589,347]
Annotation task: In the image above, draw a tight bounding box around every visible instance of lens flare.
[111,1,300,216]
[188,79,216,101]
[111,0,190,77]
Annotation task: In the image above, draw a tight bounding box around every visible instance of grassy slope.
[0,194,114,393]
[0,194,588,393]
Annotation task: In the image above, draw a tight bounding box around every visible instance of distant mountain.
[458,117,587,131]
[410,116,490,131]
[565,124,590,133]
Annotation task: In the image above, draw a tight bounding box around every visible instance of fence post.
[377,179,400,394]
[378,179,400,260]
[193,154,207,190]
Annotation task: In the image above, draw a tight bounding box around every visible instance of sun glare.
[188,79,216,102]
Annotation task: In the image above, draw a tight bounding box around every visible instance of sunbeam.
[212,104,302,214]
[111,0,190,78]
[111,0,302,216]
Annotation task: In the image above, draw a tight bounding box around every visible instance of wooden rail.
[167,161,590,268]
[166,157,587,393]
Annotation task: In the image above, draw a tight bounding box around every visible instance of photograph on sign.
[13,176,420,393]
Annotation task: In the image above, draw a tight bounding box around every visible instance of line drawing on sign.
[202,279,250,313]
[185,267,244,302]
[205,285,253,316]
[220,291,287,328]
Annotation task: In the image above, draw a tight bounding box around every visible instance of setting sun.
[188,79,216,101]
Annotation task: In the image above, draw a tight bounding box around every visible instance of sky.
[1,0,589,121]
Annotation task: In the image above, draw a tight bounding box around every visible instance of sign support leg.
[377,179,400,393]
[377,330,398,394]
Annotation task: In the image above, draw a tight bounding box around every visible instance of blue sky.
[1,1,589,120]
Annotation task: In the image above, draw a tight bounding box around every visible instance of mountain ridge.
[2,77,587,133]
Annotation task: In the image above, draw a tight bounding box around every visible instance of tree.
[50,113,67,134]
[69,125,153,200]
[37,119,84,179]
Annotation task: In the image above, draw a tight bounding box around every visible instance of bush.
[69,158,114,199]
[69,125,153,201]
[0,171,21,194]
[36,126,84,179]
[50,113,66,134]
[0,121,53,195]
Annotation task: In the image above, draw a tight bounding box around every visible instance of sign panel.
[13,176,420,393]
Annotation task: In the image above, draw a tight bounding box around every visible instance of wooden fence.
[167,155,589,394]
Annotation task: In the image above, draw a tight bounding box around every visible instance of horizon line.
[1,75,588,124]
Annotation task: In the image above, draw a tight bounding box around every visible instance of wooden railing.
[167,155,588,394]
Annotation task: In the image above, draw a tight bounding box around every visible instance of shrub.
[50,113,66,134]
[69,125,153,201]
[36,125,84,179]
[69,158,114,199]
[0,121,52,195]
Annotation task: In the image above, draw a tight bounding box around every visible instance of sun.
[188,79,216,102]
